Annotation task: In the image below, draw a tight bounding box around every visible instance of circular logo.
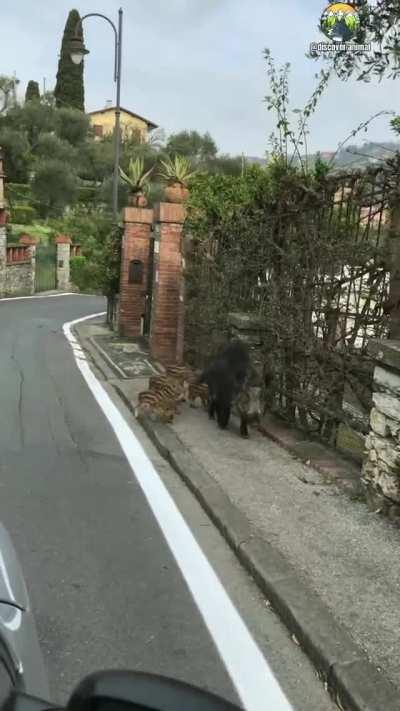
[320,2,360,42]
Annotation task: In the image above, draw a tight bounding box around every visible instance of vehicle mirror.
[66,670,242,711]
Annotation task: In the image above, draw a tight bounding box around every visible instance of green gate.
[35,243,57,292]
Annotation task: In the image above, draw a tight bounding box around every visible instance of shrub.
[70,224,122,299]
[77,185,97,206]
[70,255,103,293]
[95,224,123,297]
[206,155,244,177]
[11,204,37,224]
[70,255,89,291]
[48,206,112,250]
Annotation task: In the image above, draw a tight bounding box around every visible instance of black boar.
[198,340,253,431]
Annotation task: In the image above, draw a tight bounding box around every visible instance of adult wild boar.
[198,340,254,431]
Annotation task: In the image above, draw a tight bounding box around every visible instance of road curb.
[136,412,399,711]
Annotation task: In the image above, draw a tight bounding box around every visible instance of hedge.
[6,183,32,203]
[11,204,37,224]
[6,183,98,208]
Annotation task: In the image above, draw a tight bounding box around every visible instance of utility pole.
[12,71,18,106]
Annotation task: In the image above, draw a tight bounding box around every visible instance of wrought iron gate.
[142,233,155,337]
[35,243,57,292]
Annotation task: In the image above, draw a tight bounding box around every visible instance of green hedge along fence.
[6,182,98,209]
[11,204,37,224]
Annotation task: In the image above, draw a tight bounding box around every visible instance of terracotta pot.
[128,192,148,208]
[164,183,189,204]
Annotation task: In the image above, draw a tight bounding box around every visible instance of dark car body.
[0,523,49,704]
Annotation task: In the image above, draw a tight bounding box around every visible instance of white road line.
[0,292,91,303]
[64,312,294,711]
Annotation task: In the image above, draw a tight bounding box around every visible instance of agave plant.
[119,157,154,194]
[158,155,198,187]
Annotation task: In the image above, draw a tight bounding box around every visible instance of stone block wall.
[362,339,400,519]
[228,312,266,382]
[0,226,6,298]
[5,261,35,296]
[4,237,36,296]
[0,148,7,298]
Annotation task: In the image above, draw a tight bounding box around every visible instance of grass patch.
[9,223,56,245]
[348,490,367,504]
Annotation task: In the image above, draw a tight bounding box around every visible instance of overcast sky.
[1,0,398,157]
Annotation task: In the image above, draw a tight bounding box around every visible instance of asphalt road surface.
[0,295,336,710]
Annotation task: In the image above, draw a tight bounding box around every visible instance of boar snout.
[246,386,262,420]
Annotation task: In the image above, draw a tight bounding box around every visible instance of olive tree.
[32,159,78,216]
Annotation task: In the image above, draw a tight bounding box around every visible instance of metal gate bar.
[35,243,57,292]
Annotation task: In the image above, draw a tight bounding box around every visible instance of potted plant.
[158,155,197,203]
[119,157,154,207]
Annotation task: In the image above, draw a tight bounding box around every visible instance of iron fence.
[185,162,400,447]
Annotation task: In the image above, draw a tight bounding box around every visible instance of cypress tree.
[54,9,85,111]
[25,80,40,102]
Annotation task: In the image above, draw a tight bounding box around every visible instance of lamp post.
[70,8,123,222]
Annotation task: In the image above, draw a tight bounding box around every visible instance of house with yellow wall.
[88,104,158,142]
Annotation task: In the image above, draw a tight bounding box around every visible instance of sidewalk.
[75,319,400,711]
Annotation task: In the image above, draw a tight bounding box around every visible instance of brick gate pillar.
[55,234,72,291]
[149,202,185,365]
[119,206,154,337]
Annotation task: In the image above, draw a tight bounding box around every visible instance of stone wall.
[0,148,9,296]
[362,339,400,519]
[5,260,35,296]
[228,312,266,381]
[0,226,6,298]
[110,294,120,332]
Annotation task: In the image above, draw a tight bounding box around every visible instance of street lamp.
[70,8,123,222]
[69,36,89,66]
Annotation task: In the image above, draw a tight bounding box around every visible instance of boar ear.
[248,364,262,386]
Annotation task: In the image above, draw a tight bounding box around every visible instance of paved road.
[0,295,336,710]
